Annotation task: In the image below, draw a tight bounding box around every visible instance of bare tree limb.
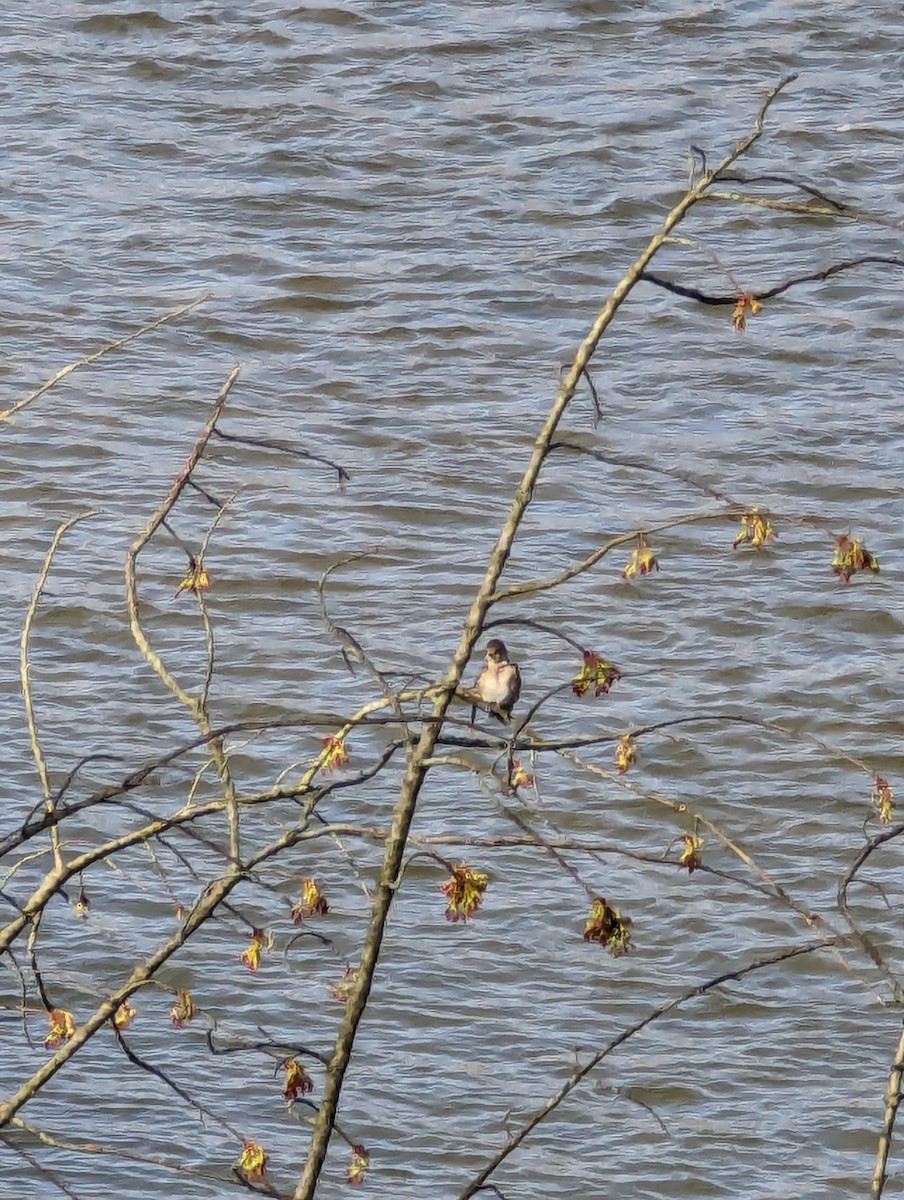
[293,72,799,1200]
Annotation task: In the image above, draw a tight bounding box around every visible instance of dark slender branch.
[205,1028,329,1066]
[161,518,196,559]
[5,947,37,1049]
[457,939,835,1198]
[26,914,52,1011]
[837,822,904,1002]
[185,477,228,508]
[211,427,349,487]
[640,256,904,305]
[549,440,738,506]
[581,366,604,427]
[715,170,849,211]
[317,555,404,718]
[294,73,800,1200]
[0,743,403,960]
[483,617,587,655]
[0,1135,87,1200]
[48,755,123,810]
[113,1026,245,1140]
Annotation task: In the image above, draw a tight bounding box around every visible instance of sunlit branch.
[0,293,211,424]
[20,512,97,873]
[487,510,738,604]
[124,365,243,862]
[317,554,406,726]
[8,1117,242,1188]
[703,190,904,229]
[1,800,395,1127]
[195,492,237,715]
[0,744,401,956]
[714,169,849,210]
[871,1019,904,1200]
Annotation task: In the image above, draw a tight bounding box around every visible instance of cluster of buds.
[348,1144,370,1186]
[572,651,622,698]
[175,556,211,598]
[831,533,879,584]
[871,776,894,824]
[582,897,632,957]
[678,833,704,874]
[113,1001,137,1030]
[239,928,272,973]
[731,293,762,332]
[440,865,489,923]
[622,533,660,581]
[281,1058,314,1104]
[319,734,350,773]
[170,989,196,1028]
[330,966,360,1005]
[44,1008,76,1050]
[733,509,775,549]
[290,877,329,923]
[614,734,637,775]
[236,1140,267,1182]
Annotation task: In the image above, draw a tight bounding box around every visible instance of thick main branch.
[293,73,798,1200]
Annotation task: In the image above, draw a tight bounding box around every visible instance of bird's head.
[484,639,509,664]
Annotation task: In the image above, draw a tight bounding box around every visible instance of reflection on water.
[2,2,903,1197]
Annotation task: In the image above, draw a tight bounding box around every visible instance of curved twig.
[640,255,904,306]
[211,427,349,488]
[20,512,97,872]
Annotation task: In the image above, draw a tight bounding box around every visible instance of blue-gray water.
[1,3,903,1198]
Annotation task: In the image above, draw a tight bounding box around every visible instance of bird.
[471,638,522,724]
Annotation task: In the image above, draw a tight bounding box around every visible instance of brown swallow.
[471,638,522,723]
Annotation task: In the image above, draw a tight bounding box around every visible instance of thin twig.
[20,512,97,872]
[211,427,349,488]
[488,510,739,604]
[0,1135,87,1200]
[457,939,834,1198]
[714,170,848,210]
[640,255,904,306]
[125,367,243,862]
[0,294,211,423]
[837,822,904,1002]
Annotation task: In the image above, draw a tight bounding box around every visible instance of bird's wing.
[474,664,489,699]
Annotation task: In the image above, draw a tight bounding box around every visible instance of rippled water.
[2,2,903,1198]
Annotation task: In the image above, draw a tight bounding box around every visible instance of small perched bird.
[471,638,522,724]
